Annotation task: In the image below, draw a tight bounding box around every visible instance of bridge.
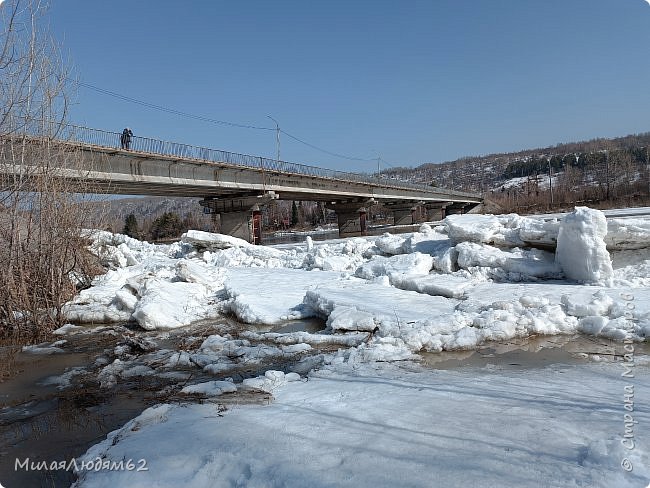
[1,124,483,243]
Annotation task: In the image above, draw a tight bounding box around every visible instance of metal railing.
[22,121,481,199]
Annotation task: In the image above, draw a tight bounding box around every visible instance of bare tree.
[0,0,103,342]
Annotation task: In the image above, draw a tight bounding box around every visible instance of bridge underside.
[1,141,482,243]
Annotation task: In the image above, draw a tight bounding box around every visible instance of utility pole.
[646,146,649,198]
[267,115,280,164]
[605,151,610,200]
[548,159,554,208]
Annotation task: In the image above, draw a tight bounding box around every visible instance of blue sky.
[50,0,650,173]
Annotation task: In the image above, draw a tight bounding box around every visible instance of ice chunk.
[355,253,433,280]
[114,288,138,313]
[390,273,475,298]
[175,259,225,287]
[374,233,407,255]
[53,324,85,335]
[181,230,250,251]
[327,305,378,332]
[445,214,524,246]
[456,242,561,278]
[223,268,345,324]
[181,380,237,396]
[606,218,650,250]
[132,279,217,330]
[242,370,289,393]
[561,290,613,318]
[445,213,560,249]
[555,207,613,283]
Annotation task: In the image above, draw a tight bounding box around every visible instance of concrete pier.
[385,202,418,226]
[445,203,468,215]
[200,193,278,243]
[424,203,448,221]
[327,202,369,237]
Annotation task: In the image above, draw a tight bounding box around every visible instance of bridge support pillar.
[326,202,369,237]
[445,203,467,215]
[200,192,277,244]
[385,202,418,226]
[218,210,255,242]
[424,203,448,222]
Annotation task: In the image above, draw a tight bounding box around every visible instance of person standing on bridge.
[121,127,133,150]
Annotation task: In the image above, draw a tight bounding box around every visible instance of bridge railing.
[46,122,479,199]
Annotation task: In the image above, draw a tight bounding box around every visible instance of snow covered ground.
[55,207,650,487]
[72,360,649,488]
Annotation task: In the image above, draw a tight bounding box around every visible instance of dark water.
[1,319,644,488]
[261,222,427,245]
[0,317,327,488]
[419,334,649,370]
[0,330,156,488]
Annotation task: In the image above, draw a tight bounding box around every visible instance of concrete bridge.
[1,124,483,243]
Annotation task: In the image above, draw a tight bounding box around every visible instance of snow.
[61,206,650,487]
[68,207,649,349]
[606,217,650,250]
[72,361,650,488]
[180,380,237,396]
[223,268,346,324]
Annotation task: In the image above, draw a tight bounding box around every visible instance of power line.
[73,79,419,167]
[280,129,376,162]
[74,80,275,131]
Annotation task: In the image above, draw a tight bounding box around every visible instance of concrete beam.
[5,141,483,204]
[199,192,278,214]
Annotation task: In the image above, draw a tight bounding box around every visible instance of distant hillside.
[380,131,650,212]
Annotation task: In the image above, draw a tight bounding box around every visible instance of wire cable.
[280,129,376,162]
[75,80,276,131]
[73,79,422,168]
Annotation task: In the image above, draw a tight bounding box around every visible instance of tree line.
[122,212,204,241]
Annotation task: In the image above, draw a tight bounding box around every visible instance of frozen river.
[1,206,649,487]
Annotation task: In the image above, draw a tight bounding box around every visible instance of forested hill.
[379,132,650,193]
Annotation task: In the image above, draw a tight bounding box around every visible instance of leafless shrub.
[0,0,105,343]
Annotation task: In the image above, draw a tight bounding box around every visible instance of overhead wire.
[73,79,418,168]
[279,129,376,162]
[75,80,275,131]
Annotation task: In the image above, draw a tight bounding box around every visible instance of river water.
[0,317,326,488]
[0,320,643,488]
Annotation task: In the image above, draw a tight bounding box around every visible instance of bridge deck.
[2,124,483,205]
